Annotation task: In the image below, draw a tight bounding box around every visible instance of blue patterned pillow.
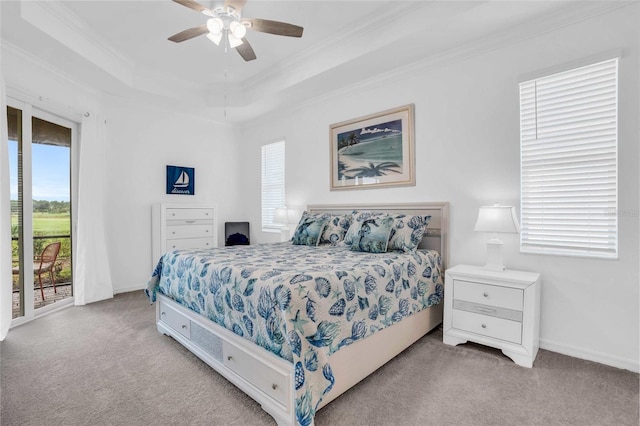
[292,212,330,246]
[387,214,432,252]
[319,214,352,245]
[343,211,385,247]
[349,215,394,253]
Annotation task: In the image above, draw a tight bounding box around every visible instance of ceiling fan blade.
[168,25,208,43]
[245,18,303,38]
[173,0,214,15]
[225,0,247,13]
[236,38,257,61]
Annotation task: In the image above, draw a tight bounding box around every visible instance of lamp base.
[484,238,507,271]
[280,227,292,242]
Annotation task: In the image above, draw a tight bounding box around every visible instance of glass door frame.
[8,97,79,326]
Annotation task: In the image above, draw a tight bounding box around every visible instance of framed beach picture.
[166,165,195,195]
[330,104,415,190]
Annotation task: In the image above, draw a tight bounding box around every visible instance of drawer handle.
[161,312,166,317]
[172,231,176,235]
[172,213,176,216]
[227,356,233,361]
[475,306,496,314]
[483,292,489,297]
[186,220,195,224]
[481,324,487,329]
[272,384,278,390]
[182,325,187,330]
[206,230,209,233]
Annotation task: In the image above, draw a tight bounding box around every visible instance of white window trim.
[261,140,285,233]
[519,58,619,260]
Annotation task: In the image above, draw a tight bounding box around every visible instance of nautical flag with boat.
[166,165,195,195]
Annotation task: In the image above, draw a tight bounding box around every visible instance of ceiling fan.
[168,0,304,62]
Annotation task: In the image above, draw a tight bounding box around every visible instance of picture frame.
[330,104,415,190]
[166,165,195,195]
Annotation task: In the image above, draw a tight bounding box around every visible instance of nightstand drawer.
[454,280,523,311]
[452,309,522,344]
[453,300,523,322]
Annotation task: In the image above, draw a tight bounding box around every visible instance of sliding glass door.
[7,100,77,321]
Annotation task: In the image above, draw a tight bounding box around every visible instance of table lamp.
[274,207,299,242]
[474,204,520,271]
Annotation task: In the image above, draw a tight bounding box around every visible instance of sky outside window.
[9,140,70,202]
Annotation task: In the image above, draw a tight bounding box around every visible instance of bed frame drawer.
[223,341,289,406]
[159,300,191,339]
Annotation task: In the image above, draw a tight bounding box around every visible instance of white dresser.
[152,203,217,264]
[443,264,541,368]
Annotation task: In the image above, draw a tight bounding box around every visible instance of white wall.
[2,44,244,296]
[103,96,241,293]
[237,5,639,371]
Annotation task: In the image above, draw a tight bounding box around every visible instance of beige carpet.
[1,291,638,426]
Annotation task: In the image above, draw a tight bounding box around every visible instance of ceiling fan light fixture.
[206,17,224,35]
[207,32,223,46]
[228,33,244,48]
[201,9,214,17]
[229,21,247,39]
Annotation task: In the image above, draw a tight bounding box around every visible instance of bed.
[146,202,449,425]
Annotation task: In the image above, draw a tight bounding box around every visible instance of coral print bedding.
[146,242,443,425]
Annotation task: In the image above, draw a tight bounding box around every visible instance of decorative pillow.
[319,214,352,245]
[387,214,432,252]
[343,211,385,247]
[349,215,394,253]
[292,212,330,246]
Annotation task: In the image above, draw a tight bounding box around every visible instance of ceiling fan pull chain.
[224,45,228,118]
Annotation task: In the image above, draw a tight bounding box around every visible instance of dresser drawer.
[223,341,288,406]
[166,208,214,221]
[452,309,521,344]
[167,224,213,239]
[166,237,215,251]
[159,300,191,339]
[454,280,523,311]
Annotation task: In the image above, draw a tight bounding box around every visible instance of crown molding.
[241,0,434,94]
[20,0,134,86]
[2,39,101,101]
[235,0,634,126]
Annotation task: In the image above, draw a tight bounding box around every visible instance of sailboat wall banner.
[166,165,195,195]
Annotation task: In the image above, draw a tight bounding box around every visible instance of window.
[261,140,285,232]
[519,58,618,259]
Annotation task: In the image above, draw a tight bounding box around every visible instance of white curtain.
[74,113,114,305]
[0,73,12,340]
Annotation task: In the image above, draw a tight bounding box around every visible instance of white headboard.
[306,202,449,271]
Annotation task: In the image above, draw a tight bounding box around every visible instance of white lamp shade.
[207,17,224,35]
[274,207,299,225]
[474,205,520,234]
[228,33,244,48]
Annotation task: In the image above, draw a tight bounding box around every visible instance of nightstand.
[443,264,541,368]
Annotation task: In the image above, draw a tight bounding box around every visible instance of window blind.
[519,58,618,259]
[261,140,285,231]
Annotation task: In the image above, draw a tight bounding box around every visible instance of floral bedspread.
[146,242,443,425]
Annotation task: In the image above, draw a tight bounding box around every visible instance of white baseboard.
[540,338,639,373]
[113,282,146,295]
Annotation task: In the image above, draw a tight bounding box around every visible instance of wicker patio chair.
[11,242,61,301]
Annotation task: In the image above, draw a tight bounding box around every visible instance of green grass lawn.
[11,213,70,235]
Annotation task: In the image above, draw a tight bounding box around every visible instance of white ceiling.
[0,0,622,123]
